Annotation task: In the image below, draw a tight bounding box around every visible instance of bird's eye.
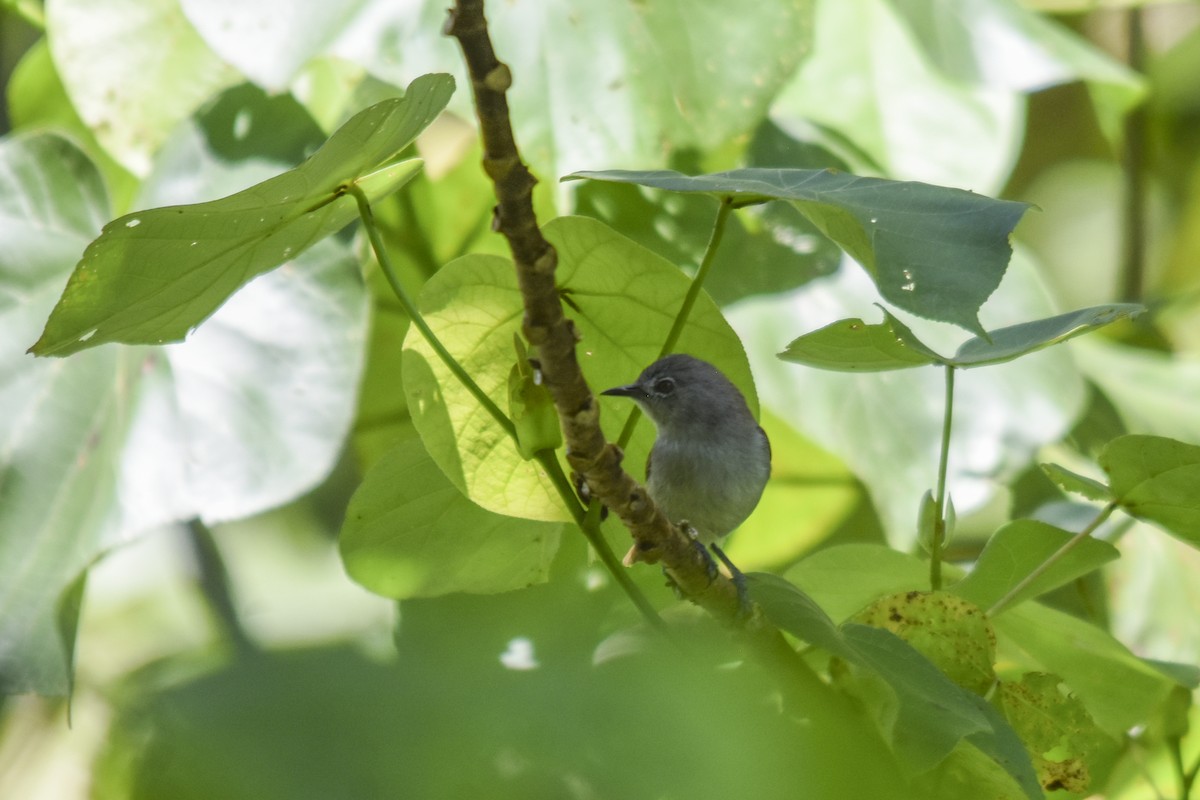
[652,377,675,395]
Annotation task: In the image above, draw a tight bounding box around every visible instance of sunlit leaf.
[31,73,453,357]
[402,215,757,521]
[779,310,940,371]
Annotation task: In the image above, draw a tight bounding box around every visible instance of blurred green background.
[1,0,1199,798]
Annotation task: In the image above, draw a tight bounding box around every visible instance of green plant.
[2,0,1199,798]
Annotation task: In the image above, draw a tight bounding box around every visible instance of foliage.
[2,1,1200,799]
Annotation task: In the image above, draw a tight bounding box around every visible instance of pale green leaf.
[402,215,757,521]
[770,0,1025,192]
[46,0,242,175]
[889,0,1146,145]
[183,0,814,179]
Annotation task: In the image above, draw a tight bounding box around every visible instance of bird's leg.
[680,522,720,583]
[709,542,752,620]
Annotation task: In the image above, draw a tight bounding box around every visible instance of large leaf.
[567,168,1030,336]
[182,0,814,179]
[339,437,562,598]
[1,100,368,692]
[45,0,241,175]
[402,215,758,521]
[31,73,453,357]
[1101,434,1200,548]
[952,520,1120,612]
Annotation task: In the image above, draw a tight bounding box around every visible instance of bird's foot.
[680,522,720,584]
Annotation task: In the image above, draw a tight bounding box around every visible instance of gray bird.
[602,354,771,584]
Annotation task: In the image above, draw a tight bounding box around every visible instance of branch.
[443,0,774,627]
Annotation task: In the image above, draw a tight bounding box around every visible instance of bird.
[601,353,771,597]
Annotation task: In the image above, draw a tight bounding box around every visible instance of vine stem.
[346,182,665,631]
[987,501,1118,616]
[616,197,734,451]
[930,365,955,590]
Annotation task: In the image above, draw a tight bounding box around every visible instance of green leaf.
[567,167,1030,336]
[781,304,1143,372]
[1040,463,1112,501]
[952,520,1120,612]
[750,574,1038,795]
[1074,338,1200,445]
[994,603,1178,736]
[998,672,1121,795]
[778,311,940,371]
[948,303,1144,367]
[736,248,1088,545]
[31,73,453,357]
[1101,434,1200,548]
[339,437,562,598]
[783,543,934,623]
[402,215,758,521]
[851,591,996,695]
[46,0,242,175]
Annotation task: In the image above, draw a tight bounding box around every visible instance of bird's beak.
[601,383,644,399]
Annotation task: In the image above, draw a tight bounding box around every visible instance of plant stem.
[987,501,1119,616]
[348,182,664,629]
[1121,6,1148,303]
[184,519,256,655]
[616,197,734,451]
[348,183,516,440]
[930,365,956,590]
[537,452,669,633]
